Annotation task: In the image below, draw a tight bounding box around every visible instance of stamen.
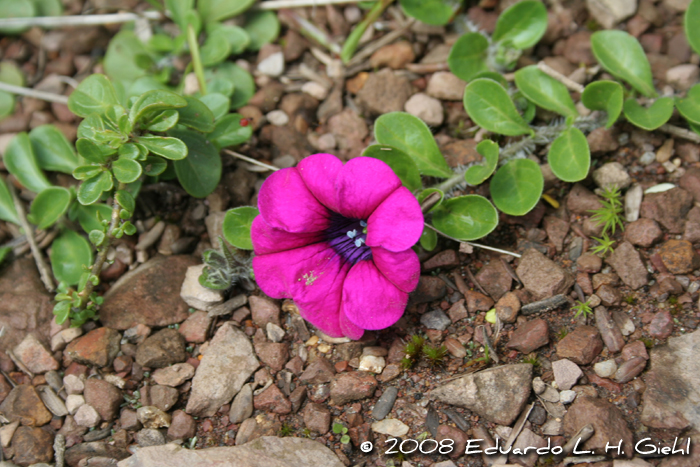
[360,220,367,227]
[354,238,365,247]
[346,229,357,238]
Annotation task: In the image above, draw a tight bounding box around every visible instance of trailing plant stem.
[0,82,69,104]
[187,25,207,96]
[76,183,127,307]
[434,172,466,193]
[424,223,521,258]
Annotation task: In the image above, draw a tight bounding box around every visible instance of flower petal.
[339,311,364,340]
[298,153,343,212]
[341,260,408,330]
[371,246,421,293]
[366,187,423,252]
[335,157,402,220]
[258,167,330,233]
[251,216,323,255]
[252,243,350,337]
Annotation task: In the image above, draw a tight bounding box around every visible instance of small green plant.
[557,328,569,340]
[199,238,254,290]
[332,423,350,444]
[279,423,294,437]
[404,334,425,359]
[640,337,654,349]
[301,428,312,438]
[623,295,637,305]
[523,353,540,367]
[422,344,448,366]
[572,300,593,319]
[590,186,624,235]
[590,233,616,257]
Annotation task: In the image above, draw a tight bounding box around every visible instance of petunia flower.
[251,153,424,340]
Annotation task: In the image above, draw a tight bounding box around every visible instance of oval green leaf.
[432,195,499,241]
[0,176,19,225]
[0,0,35,34]
[147,109,180,132]
[492,0,547,49]
[206,63,255,109]
[50,230,93,286]
[113,158,143,183]
[399,0,459,26]
[685,0,700,55]
[28,187,71,229]
[514,65,578,118]
[244,11,280,52]
[68,74,119,119]
[77,172,113,206]
[176,95,216,132]
[76,138,108,164]
[128,89,187,126]
[465,140,499,186]
[0,62,24,118]
[420,227,438,251]
[208,24,250,55]
[490,158,543,216]
[198,0,254,23]
[581,80,624,128]
[136,136,188,160]
[210,113,253,149]
[464,79,533,136]
[623,97,674,130]
[362,144,422,191]
[675,83,700,125]
[591,30,656,98]
[374,112,452,178]
[77,203,113,233]
[547,127,590,183]
[143,156,168,176]
[4,133,52,193]
[199,92,230,120]
[200,29,231,67]
[170,129,221,198]
[29,124,80,174]
[222,206,259,250]
[104,31,151,84]
[448,32,489,82]
[115,190,135,213]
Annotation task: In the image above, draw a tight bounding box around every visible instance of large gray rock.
[641,329,700,431]
[431,364,532,425]
[117,437,344,467]
[185,323,259,417]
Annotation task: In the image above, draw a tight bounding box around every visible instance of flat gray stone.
[431,364,533,425]
[420,309,451,331]
[372,387,398,420]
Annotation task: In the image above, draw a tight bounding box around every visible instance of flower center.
[326,213,372,264]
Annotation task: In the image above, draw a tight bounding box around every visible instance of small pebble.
[266,110,289,126]
[559,390,577,404]
[266,323,285,343]
[372,387,398,420]
[640,151,656,165]
[371,418,409,437]
[359,355,386,374]
[593,359,618,378]
[302,81,328,100]
[257,52,284,77]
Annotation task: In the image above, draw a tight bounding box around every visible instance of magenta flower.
[251,153,423,340]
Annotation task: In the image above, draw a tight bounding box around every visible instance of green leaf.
[126,76,169,101]
[399,0,459,26]
[623,97,674,130]
[675,83,700,125]
[29,125,80,173]
[374,112,452,178]
[198,0,254,23]
[0,62,24,118]
[164,0,193,31]
[128,89,187,126]
[473,70,508,88]
[514,65,578,118]
[200,29,231,67]
[28,187,71,229]
[222,206,258,250]
[492,0,547,50]
[206,63,255,109]
[149,33,176,53]
[78,172,113,205]
[31,0,63,16]
[136,136,188,160]
[447,33,489,82]
[210,113,253,148]
[581,80,624,128]
[0,177,19,225]
[147,109,180,132]
[547,127,590,183]
[53,300,71,325]
[0,0,35,34]
[0,91,14,120]
[464,140,498,185]
[103,31,151,84]
[432,195,499,241]
[685,0,700,55]
[176,96,216,132]
[490,158,543,216]
[4,133,52,193]
[199,92,230,120]
[170,129,221,198]
[67,74,119,119]
[464,79,533,136]
[89,229,105,246]
[362,144,422,191]
[420,227,438,251]
[244,10,280,52]
[50,230,93,286]
[113,158,143,183]
[76,138,109,164]
[591,30,656,98]
[73,165,103,181]
[76,203,113,233]
[143,156,168,176]
[115,190,135,213]
[207,23,250,54]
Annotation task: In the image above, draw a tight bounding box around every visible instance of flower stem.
[424,223,521,258]
[224,149,280,172]
[0,82,69,104]
[0,11,162,29]
[187,24,207,96]
[76,183,127,306]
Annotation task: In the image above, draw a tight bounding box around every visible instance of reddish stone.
[556,326,603,365]
[253,384,291,414]
[649,311,673,339]
[65,327,121,368]
[507,319,549,354]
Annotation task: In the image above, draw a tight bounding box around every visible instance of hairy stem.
[187,24,207,96]
[434,172,466,193]
[76,183,127,306]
